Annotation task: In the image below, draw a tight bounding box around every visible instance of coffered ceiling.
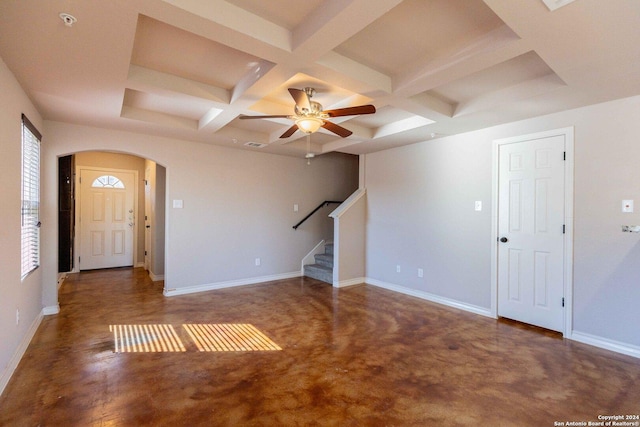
[1,0,639,158]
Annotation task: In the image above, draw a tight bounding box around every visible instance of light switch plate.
[622,200,633,213]
[475,201,482,211]
[173,199,183,209]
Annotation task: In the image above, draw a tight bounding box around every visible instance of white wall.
[365,94,640,350]
[0,57,45,393]
[41,122,358,300]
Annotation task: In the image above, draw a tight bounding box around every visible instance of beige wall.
[365,95,640,350]
[41,121,359,302]
[0,57,44,392]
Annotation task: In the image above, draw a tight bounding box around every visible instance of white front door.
[497,134,565,332]
[79,168,135,270]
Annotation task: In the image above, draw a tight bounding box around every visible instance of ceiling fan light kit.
[295,116,323,134]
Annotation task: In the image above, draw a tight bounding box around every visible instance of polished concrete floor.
[1,268,639,426]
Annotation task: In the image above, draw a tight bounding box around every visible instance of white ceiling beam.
[403,93,455,120]
[230,60,277,103]
[292,0,404,56]
[374,116,435,139]
[198,107,224,130]
[160,0,291,51]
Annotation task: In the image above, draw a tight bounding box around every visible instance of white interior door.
[497,134,565,332]
[79,169,135,270]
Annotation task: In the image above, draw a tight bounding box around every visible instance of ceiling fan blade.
[322,120,352,138]
[323,105,376,118]
[288,88,311,110]
[239,114,290,119]
[279,125,299,138]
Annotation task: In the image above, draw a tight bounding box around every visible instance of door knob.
[499,237,508,243]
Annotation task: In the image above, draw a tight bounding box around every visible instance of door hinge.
[144,250,147,256]
[562,297,565,307]
[563,151,566,161]
[563,224,565,234]
[78,256,81,264]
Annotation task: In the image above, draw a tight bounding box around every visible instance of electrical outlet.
[255,258,261,266]
[475,201,482,211]
[396,265,401,273]
[294,204,299,212]
[418,268,424,278]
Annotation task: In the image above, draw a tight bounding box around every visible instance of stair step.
[304,264,333,284]
[314,253,333,268]
[324,243,334,255]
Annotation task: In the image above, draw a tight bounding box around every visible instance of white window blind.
[21,114,41,279]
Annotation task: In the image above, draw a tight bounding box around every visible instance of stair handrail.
[293,200,343,230]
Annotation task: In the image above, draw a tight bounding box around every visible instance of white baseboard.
[366,278,493,318]
[149,271,164,282]
[42,305,60,315]
[163,271,301,297]
[335,277,366,288]
[57,273,67,290]
[0,309,44,397]
[135,262,145,268]
[366,279,639,359]
[569,331,640,359]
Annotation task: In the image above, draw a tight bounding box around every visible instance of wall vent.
[244,141,267,148]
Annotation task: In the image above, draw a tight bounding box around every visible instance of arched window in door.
[92,175,125,189]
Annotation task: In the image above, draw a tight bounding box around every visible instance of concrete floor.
[0,267,638,426]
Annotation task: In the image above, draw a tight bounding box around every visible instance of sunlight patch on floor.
[183,324,282,352]
[110,324,186,353]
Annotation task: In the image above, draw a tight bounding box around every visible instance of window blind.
[21,114,41,279]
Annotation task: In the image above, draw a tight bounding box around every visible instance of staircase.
[303,243,333,284]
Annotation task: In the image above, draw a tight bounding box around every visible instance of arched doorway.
[58,151,166,281]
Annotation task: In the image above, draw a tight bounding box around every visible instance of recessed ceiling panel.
[131,15,269,90]
[348,106,416,129]
[225,0,324,30]
[427,51,560,105]
[123,88,213,120]
[333,0,505,76]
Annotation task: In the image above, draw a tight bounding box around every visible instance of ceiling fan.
[239,87,376,139]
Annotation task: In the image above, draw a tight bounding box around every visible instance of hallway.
[0,268,638,426]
